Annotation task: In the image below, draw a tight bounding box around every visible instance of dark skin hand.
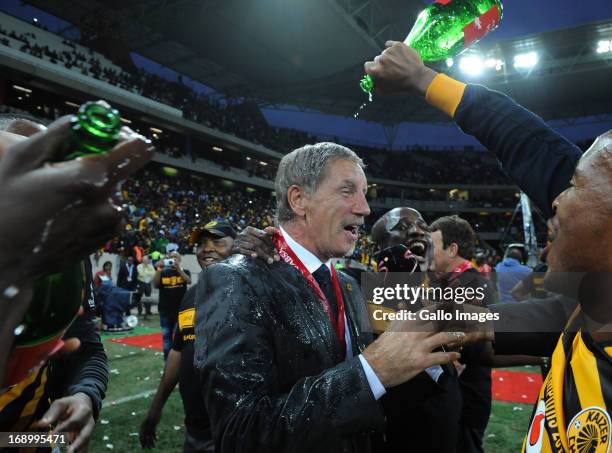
[0,116,152,390]
[0,116,153,289]
[420,299,495,346]
[32,392,94,453]
[231,226,279,264]
[364,41,438,97]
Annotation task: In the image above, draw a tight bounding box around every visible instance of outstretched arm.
[364,42,581,217]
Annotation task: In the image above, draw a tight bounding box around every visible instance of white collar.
[279,225,332,274]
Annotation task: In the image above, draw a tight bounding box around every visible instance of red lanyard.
[447,260,473,285]
[273,229,346,355]
[450,260,473,274]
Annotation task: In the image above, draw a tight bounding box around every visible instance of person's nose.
[353,191,371,217]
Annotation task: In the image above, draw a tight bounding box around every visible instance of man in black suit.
[370,207,463,453]
[194,142,464,453]
[117,255,138,316]
[117,255,139,293]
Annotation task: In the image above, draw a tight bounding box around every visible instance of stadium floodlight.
[485,58,504,71]
[596,39,612,54]
[513,51,538,69]
[459,55,484,76]
[446,58,454,68]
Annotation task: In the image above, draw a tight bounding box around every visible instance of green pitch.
[89,315,533,452]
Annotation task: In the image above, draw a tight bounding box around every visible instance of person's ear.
[287,185,308,217]
[449,243,459,258]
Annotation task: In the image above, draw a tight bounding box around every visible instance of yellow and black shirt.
[524,313,612,452]
[158,268,189,317]
[171,286,211,442]
[0,259,107,451]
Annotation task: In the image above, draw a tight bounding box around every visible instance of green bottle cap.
[360,75,374,94]
[64,100,122,160]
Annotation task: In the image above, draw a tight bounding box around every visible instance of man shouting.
[194,142,464,453]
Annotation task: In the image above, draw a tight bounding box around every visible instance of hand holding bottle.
[360,0,503,96]
[364,42,439,97]
[0,115,152,290]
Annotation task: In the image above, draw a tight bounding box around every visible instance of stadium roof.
[25,0,612,124]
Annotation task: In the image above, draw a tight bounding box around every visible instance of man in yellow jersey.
[365,43,612,452]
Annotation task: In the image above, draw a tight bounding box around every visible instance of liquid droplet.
[353,102,367,119]
[352,92,374,118]
[3,285,20,298]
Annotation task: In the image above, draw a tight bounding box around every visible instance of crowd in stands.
[1,20,516,185]
[0,16,572,260]
[105,167,276,256]
[99,164,527,266]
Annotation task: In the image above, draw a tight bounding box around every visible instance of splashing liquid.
[353,91,373,119]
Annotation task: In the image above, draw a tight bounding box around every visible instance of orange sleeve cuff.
[425,73,467,118]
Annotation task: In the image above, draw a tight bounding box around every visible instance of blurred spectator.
[153,252,191,360]
[136,255,155,318]
[117,256,138,292]
[495,245,532,302]
[94,261,113,288]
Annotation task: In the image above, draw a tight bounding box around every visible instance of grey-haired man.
[194,142,464,453]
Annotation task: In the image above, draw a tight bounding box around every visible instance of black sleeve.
[489,295,578,357]
[194,263,385,453]
[381,369,453,417]
[50,260,108,420]
[171,324,183,352]
[53,312,108,421]
[454,84,582,218]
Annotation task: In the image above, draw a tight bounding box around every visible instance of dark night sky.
[490,0,612,40]
[2,0,612,148]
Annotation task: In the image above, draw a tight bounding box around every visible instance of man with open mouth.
[370,207,464,453]
[193,142,463,453]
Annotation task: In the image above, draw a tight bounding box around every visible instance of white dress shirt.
[279,226,386,400]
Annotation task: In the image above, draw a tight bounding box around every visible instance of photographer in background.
[153,251,191,360]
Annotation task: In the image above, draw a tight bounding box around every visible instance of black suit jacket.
[116,262,138,291]
[194,255,445,453]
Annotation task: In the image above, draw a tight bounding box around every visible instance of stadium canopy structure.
[26,0,612,125]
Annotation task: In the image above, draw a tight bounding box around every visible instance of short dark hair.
[430,215,477,260]
[506,247,524,262]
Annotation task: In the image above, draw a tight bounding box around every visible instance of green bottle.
[64,100,122,160]
[4,101,122,387]
[360,0,503,94]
